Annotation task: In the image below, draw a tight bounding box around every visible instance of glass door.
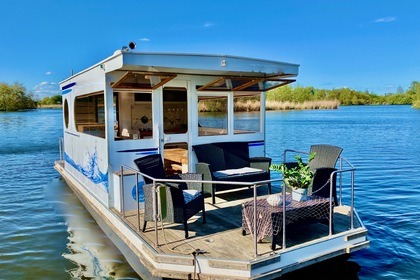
[161,87,189,175]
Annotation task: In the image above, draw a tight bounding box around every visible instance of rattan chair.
[283,144,343,172]
[134,154,205,239]
[312,167,338,205]
[307,144,343,171]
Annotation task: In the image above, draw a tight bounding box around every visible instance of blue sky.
[0,0,419,98]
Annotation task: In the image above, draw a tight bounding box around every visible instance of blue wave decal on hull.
[132,181,145,202]
[64,150,108,192]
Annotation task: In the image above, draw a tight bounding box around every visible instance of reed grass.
[228,99,340,112]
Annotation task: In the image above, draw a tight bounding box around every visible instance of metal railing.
[119,160,356,257]
[58,137,64,161]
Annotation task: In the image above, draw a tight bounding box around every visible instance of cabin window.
[234,93,261,134]
[63,99,69,129]
[113,91,153,140]
[163,88,188,134]
[197,95,228,136]
[74,92,106,138]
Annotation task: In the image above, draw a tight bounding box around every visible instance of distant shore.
[39,100,340,112]
[38,104,62,109]
[199,99,340,112]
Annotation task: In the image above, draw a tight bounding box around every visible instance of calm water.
[0,106,419,279]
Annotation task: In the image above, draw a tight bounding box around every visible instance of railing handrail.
[119,159,356,257]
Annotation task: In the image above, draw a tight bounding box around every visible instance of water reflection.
[46,178,140,279]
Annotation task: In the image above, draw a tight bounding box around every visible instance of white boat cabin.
[60,49,298,209]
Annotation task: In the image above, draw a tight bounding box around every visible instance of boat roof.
[61,50,299,86]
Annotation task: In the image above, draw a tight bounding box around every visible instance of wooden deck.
[120,185,357,260]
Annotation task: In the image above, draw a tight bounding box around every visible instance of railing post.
[329,172,334,236]
[58,137,64,161]
[339,157,343,206]
[282,180,286,250]
[120,165,125,218]
[351,170,355,229]
[136,172,140,232]
[153,180,159,247]
[253,183,258,257]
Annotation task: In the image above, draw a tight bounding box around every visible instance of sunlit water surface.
[0,106,419,279]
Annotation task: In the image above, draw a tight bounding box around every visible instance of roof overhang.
[62,50,299,91]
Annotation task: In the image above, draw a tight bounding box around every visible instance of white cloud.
[203,22,215,28]
[140,38,150,42]
[46,71,53,75]
[374,17,396,23]
[33,81,61,98]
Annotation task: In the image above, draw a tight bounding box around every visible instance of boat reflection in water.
[46,178,140,279]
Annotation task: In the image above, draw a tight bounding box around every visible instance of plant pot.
[292,188,308,202]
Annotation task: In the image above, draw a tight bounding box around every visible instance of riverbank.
[39,100,340,112]
[199,99,340,112]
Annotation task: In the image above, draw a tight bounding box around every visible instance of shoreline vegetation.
[198,99,339,112]
[1,81,420,112]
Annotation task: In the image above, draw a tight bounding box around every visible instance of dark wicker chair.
[283,144,343,171]
[282,144,342,202]
[310,167,338,233]
[307,145,343,172]
[134,154,205,239]
[312,167,338,205]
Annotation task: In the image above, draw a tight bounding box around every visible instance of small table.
[241,194,332,250]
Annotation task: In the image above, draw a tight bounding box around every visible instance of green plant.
[270,153,316,189]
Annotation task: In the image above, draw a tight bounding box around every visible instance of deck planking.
[120,186,354,261]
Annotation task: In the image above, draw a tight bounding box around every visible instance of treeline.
[1,80,420,112]
[38,95,62,106]
[267,81,420,107]
[0,82,37,111]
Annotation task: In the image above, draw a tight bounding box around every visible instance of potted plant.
[270,153,316,201]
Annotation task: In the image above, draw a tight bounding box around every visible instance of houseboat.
[54,43,369,279]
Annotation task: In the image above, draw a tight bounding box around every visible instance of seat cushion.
[212,167,264,179]
[183,189,201,204]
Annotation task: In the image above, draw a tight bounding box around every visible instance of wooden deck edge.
[207,259,251,271]
[155,254,194,266]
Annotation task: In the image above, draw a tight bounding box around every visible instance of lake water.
[0,106,419,279]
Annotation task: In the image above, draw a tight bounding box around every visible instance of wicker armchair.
[134,154,205,239]
[312,167,338,205]
[283,144,343,172]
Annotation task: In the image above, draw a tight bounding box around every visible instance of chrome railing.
[58,137,64,161]
[119,160,356,257]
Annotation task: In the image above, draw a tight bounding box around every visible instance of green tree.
[0,82,37,111]
[39,95,62,105]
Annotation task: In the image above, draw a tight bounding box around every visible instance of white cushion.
[183,189,200,204]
